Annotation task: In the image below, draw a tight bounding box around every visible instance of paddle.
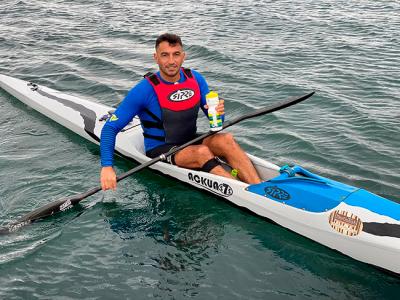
[0,91,315,234]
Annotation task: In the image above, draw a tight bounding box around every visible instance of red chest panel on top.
[146,70,201,111]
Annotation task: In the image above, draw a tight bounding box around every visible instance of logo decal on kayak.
[329,210,363,236]
[109,114,119,121]
[188,173,233,197]
[264,186,291,201]
[168,89,195,102]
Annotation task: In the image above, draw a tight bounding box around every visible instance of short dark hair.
[155,33,183,49]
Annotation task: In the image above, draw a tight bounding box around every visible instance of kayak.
[0,74,399,275]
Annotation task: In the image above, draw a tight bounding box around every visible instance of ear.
[153,52,158,63]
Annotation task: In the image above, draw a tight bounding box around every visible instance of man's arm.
[100,79,150,190]
[192,70,210,117]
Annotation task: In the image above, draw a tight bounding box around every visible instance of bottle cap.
[206,91,218,100]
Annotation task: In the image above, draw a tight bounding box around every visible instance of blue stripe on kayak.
[344,189,400,221]
[247,165,400,220]
[247,177,357,213]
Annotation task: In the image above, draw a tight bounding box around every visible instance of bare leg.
[203,133,261,184]
[173,144,235,179]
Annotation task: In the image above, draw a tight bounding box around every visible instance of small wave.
[0,230,61,265]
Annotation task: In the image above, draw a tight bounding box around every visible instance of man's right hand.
[100,166,117,191]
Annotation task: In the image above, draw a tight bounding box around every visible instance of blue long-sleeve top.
[100,69,211,167]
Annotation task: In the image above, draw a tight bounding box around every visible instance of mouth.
[166,65,177,71]
[165,67,179,75]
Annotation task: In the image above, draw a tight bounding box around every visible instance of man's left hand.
[216,99,224,115]
[204,99,225,115]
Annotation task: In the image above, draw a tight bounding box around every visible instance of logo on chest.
[168,89,195,102]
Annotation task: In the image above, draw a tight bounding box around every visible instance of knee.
[195,145,214,162]
[219,132,236,147]
[223,132,235,142]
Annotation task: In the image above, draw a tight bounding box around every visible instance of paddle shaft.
[1,91,315,232]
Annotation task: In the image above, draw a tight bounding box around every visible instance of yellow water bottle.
[206,91,223,131]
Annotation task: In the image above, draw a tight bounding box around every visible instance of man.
[100,33,261,191]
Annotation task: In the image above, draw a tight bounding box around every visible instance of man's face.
[154,41,186,81]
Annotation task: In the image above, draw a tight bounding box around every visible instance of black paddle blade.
[0,186,102,235]
[0,220,31,235]
[0,199,70,235]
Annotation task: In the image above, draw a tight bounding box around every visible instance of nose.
[167,54,175,65]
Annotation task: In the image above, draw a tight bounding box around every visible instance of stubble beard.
[161,65,180,81]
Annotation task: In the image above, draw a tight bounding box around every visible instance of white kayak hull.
[1,74,399,275]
